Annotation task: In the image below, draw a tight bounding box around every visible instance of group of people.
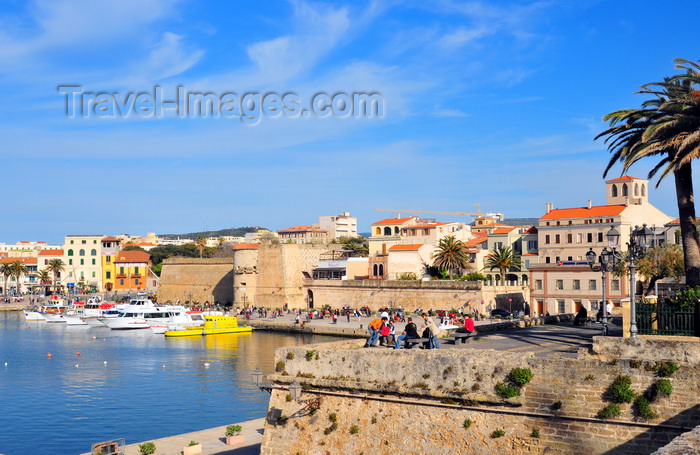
[364,312,475,349]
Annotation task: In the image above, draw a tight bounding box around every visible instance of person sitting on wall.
[394,317,419,349]
[420,313,440,349]
[364,316,387,348]
[574,307,588,326]
[456,314,475,334]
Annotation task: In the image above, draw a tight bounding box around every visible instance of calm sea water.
[0,311,336,455]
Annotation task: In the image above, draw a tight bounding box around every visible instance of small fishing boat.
[164,315,252,337]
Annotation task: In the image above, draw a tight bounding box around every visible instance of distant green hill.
[159,226,267,240]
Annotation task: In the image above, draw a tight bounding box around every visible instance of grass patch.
[463,418,473,429]
[510,367,533,386]
[611,375,636,403]
[597,404,621,419]
[490,429,505,438]
[656,361,679,377]
[495,382,520,399]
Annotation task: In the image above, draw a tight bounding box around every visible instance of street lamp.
[628,224,653,338]
[586,226,622,336]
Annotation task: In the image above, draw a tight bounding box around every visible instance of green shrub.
[286,352,295,360]
[188,441,199,446]
[634,396,658,420]
[350,425,360,434]
[510,367,534,386]
[597,404,621,419]
[551,401,563,411]
[656,361,679,377]
[285,394,293,402]
[324,422,338,434]
[531,428,540,438]
[329,413,337,423]
[654,379,673,398]
[138,442,156,455]
[305,350,315,361]
[463,418,473,429]
[275,361,285,372]
[491,429,505,438]
[496,382,520,398]
[611,375,636,403]
[226,425,242,436]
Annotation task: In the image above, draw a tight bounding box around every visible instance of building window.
[535,280,543,290]
[82,240,86,244]
[80,259,84,265]
[555,280,563,290]
[573,280,580,290]
[494,242,503,249]
[67,249,73,256]
[545,257,550,264]
[135,278,140,285]
[528,240,537,250]
[91,259,95,265]
[567,234,573,243]
[119,267,125,274]
[91,249,96,256]
[106,271,111,279]
[611,280,620,291]
[119,279,124,285]
[597,233,603,242]
[92,271,96,277]
[106,256,111,263]
[69,259,73,265]
[555,234,560,243]
[384,227,391,235]
[134,267,140,275]
[558,300,565,313]
[587,233,593,243]
[545,235,550,244]
[589,280,597,290]
[79,249,85,256]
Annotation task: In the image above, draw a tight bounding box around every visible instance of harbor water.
[0,311,336,455]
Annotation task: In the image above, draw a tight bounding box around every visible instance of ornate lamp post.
[627,224,653,338]
[586,226,621,336]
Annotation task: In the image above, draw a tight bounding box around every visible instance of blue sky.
[0,0,697,244]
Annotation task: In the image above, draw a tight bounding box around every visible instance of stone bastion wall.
[259,338,700,455]
[158,258,234,305]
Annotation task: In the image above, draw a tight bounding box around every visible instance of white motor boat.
[80,301,120,326]
[99,298,189,330]
[150,310,224,334]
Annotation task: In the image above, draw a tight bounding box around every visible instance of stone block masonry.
[158,258,234,305]
[259,339,700,454]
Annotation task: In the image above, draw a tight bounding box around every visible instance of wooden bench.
[445,332,476,344]
[403,338,428,349]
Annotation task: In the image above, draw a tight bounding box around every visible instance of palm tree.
[46,259,65,294]
[484,245,522,284]
[0,263,12,297]
[37,270,52,295]
[10,261,28,295]
[432,236,470,279]
[194,237,206,258]
[597,58,700,287]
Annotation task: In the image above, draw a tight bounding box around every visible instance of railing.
[636,301,696,336]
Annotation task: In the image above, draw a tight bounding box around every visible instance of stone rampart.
[158,257,234,305]
[259,339,700,454]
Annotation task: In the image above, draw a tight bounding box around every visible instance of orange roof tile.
[137,242,157,246]
[114,251,151,263]
[403,222,450,230]
[0,257,37,264]
[102,236,119,242]
[232,243,260,250]
[491,227,516,235]
[540,205,626,220]
[18,241,30,244]
[372,217,416,225]
[277,225,327,233]
[38,249,64,256]
[606,175,643,182]
[389,244,424,251]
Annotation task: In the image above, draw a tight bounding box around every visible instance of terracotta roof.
[491,227,516,235]
[524,226,538,234]
[403,222,449,230]
[232,243,260,250]
[277,225,327,233]
[665,218,700,226]
[114,251,151,263]
[389,244,424,251]
[372,217,416,225]
[137,242,157,247]
[18,241,30,244]
[465,235,489,248]
[38,249,64,256]
[606,175,643,182]
[0,257,37,264]
[102,236,119,242]
[540,205,626,220]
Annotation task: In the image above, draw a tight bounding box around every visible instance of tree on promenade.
[432,235,470,279]
[46,259,65,294]
[37,270,51,295]
[0,263,12,296]
[195,237,206,258]
[485,245,521,284]
[597,58,700,288]
[10,261,28,295]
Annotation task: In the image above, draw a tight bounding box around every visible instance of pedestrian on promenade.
[420,313,440,349]
[364,316,387,348]
[346,310,351,323]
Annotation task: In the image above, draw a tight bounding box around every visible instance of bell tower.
[605,176,648,206]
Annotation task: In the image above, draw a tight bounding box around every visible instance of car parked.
[490,309,512,318]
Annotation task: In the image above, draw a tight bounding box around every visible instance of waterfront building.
[529,176,673,316]
[37,249,64,292]
[112,250,153,292]
[101,236,121,292]
[0,256,37,294]
[63,235,104,292]
[276,225,329,244]
[318,212,359,239]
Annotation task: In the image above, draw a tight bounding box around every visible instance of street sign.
[67,283,74,288]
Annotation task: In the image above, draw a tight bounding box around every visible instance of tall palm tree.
[10,261,28,295]
[37,270,52,295]
[0,263,12,297]
[597,58,700,287]
[432,236,470,279]
[194,237,206,258]
[46,259,65,294]
[484,245,522,284]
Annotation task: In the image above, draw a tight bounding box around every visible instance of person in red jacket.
[456,314,475,334]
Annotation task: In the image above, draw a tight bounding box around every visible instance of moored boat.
[99,298,189,330]
[164,315,252,337]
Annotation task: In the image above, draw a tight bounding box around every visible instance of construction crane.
[375,205,504,221]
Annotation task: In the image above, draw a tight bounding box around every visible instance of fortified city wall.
[157,257,233,305]
[259,338,700,455]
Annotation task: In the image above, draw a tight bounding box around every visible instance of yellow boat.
[164,315,253,337]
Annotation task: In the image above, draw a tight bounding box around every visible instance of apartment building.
[319,212,359,239]
[62,235,104,292]
[277,225,329,244]
[529,176,673,316]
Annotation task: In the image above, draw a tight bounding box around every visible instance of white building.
[319,212,359,239]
